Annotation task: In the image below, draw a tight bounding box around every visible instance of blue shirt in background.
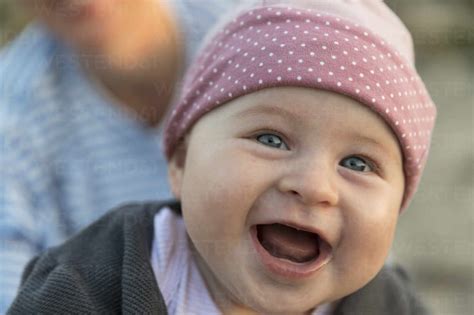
[0,1,239,311]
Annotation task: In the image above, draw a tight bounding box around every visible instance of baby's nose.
[277,158,339,208]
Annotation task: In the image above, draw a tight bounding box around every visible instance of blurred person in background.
[0,0,238,311]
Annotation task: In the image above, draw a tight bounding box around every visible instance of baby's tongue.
[258,224,319,263]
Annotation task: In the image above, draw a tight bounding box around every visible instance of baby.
[8,1,436,314]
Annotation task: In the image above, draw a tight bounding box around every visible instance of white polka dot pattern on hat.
[164,6,437,211]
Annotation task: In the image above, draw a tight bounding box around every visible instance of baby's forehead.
[222,86,396,136]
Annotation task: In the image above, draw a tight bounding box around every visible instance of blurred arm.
[0,103,65,313]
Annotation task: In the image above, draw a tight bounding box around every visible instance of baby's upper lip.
[254,219,333,249]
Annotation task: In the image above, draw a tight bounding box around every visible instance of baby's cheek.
[345,193,400,262]
[336,216,397,286]
[364,225,396,266]
[181,155,251,236]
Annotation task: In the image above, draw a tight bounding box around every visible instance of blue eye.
[256,133,289,150]
[340,156,373,172]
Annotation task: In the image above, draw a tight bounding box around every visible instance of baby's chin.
[222,275,335,314]
[239,294,324,315]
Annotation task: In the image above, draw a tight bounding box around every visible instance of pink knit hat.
[164,1,437,211]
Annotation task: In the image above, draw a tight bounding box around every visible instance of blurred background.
[1,0,472,314]
[385,1,473,315]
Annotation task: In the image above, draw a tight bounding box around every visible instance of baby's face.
[169,87,404,314]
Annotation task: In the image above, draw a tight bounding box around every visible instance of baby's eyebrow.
[231,104,301,122]
[352,134,387,150]
[350,134,402,164]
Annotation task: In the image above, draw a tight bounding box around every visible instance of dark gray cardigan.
[8,201,430,314]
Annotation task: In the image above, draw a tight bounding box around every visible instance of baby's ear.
[167,139,187,199]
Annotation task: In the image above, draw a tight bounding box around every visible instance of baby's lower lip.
[250,225,332,280]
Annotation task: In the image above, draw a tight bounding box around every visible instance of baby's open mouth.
[251,223,333,279]
[256,223,321,263]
